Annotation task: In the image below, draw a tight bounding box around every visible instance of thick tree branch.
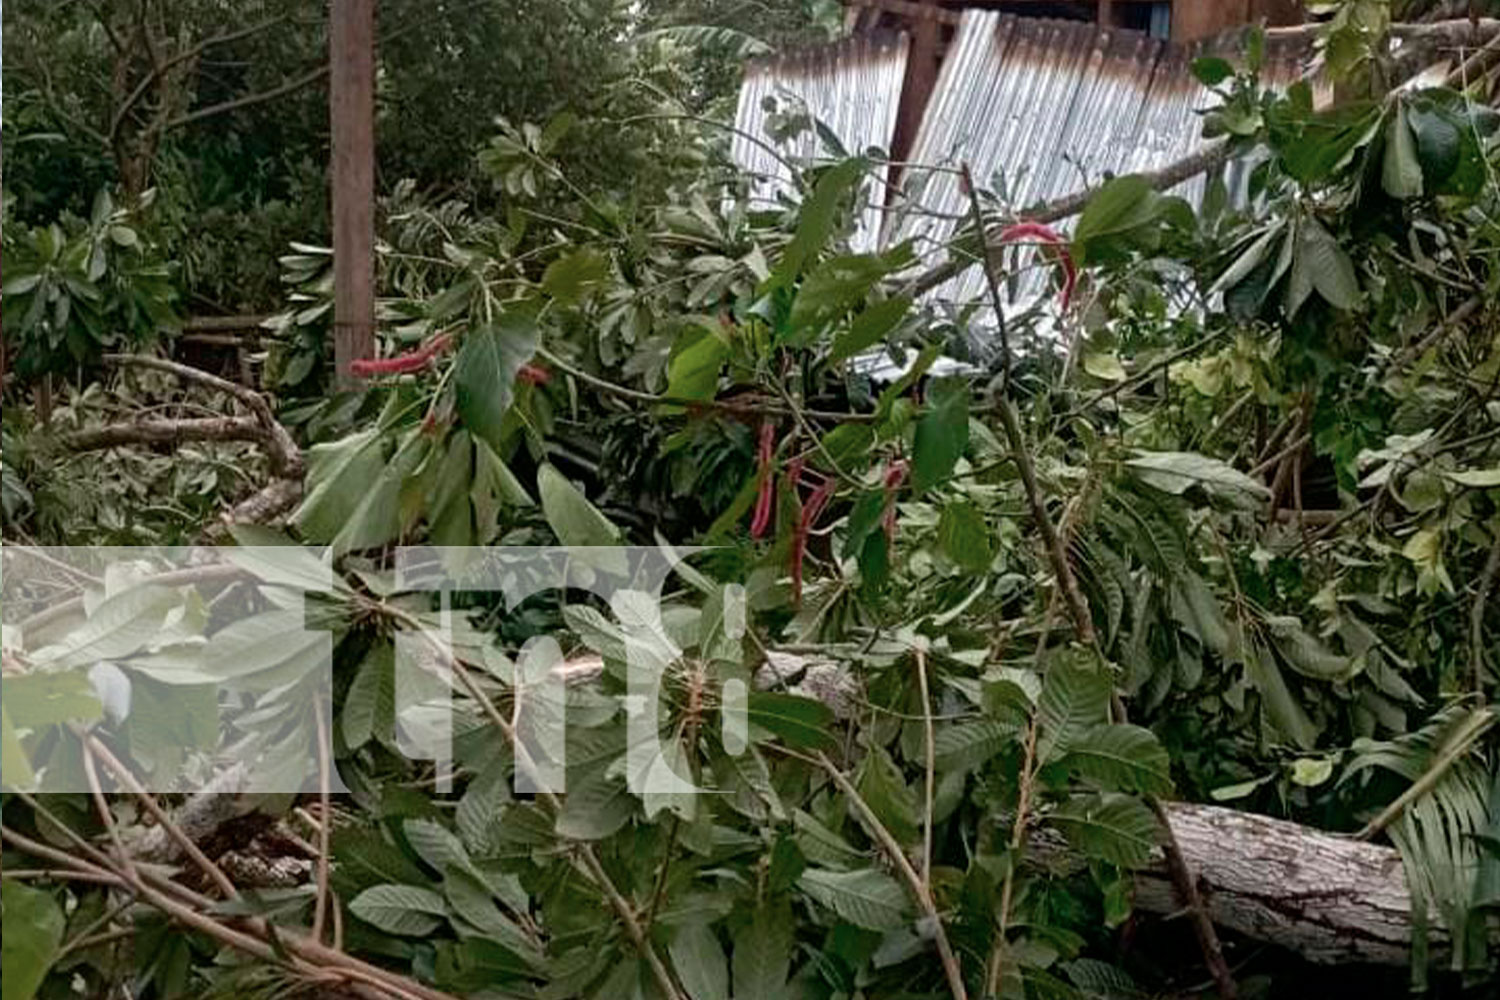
[165,64,330,131]
[60,415,264,452]
[109,14,288,145]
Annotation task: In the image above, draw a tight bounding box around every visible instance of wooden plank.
[329,0,376,388]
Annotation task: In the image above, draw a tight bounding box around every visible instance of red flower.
[348,333,454,378]
[750,420,777,539]
[997,221,1077,311]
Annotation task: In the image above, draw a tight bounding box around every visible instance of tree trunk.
[1035,802,1436,966]
[330,0,376,387]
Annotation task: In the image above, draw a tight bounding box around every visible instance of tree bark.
[330,0,377,388]
[1033,802,1442,966]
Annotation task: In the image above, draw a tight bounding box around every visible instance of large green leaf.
[454,313,540,453]
[348,884,449,936]
[1381,104,1423,199]
[747,692,836,750]
[934,720,1017,774]
[33,584,180,670]
[798,868,910,930]
[541,247,609,305]
[854,745,918,845]
[937,498,993,571]
[1125,451,1270,507]
[668,922,729,1000]
[1056,724,1174,796]
[662,327,729,409]
[0,671,102,730]
[911,378,969,493]
[1049,793,1159,868]
[537,464,620,547]
[830,295,910,364]
[295,429,386,542]
[554,768,634,840]
[1072,175,1161,264]
[769,158,866,288]
[732,902,792,1000]
[1038,660,1112,763]
[1,882,64,1000]
[1286,217,1359,315]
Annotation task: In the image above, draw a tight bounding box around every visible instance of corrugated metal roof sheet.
[731,32,910,253]
[886,10,1315,311]
[731,12,1322,324]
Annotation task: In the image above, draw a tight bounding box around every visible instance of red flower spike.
[791,476,835,606]
[997,221,1077,312]
[881,459,908,543]
[348,333,455,378]
[750,420,776,539]
[518,362,551,385]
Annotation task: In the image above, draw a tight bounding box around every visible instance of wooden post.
[329,0,376,388]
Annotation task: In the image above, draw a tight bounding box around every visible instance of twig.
[311,697,334,945]
[537,346,877,424]
[381,604,688,1000]
[83,733,240,900]
[909,142,1232,298]
[17,563,248,645]
[969,244,1236,996]
[960,162,1011,389]
[165,64,330,130]
[914,646,936,891]
[1354,706,1497,842]
[815,752,969,1000]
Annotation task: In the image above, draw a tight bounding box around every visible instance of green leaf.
[343,644,394,749]
[1,882,64,1000]
[831,295,910,364]
[668,922,729,1000]
[1,707,36,788]
[732,902,792,1000]
[937,499,993,571]
[1,671,103,730]
[854,746,918,844]
[911,378,968,493]
[1125,451,1270,506]
[226,526,339,594]
[295,429,386,542]
[454,313,540,453]
[1056,724,1174,796]
[1192,56,1235,87]
[1287,217,1359,314]
[541,247,609,305]
[1244,640,1318,749]
[747,692,836,750]
[770,158,866,288]
[1290,757,1334,787]
[1445,467,1500,488]
[1381,105,1423,199]
[537,464,620,546]
[798,868,910,930]
[349,884,449,936]
[1072,175,1158,265]
[1049,793,1159,868]
[1038,660,1112,762]
[33,584,180,670]
[332,430,431,555]
[554,769,634,840]
[662,328,729,410]
[934,720,1017,773]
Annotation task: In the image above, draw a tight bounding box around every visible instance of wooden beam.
[329,0,376,388]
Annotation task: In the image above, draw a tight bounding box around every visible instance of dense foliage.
[2,3,1499,1000]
